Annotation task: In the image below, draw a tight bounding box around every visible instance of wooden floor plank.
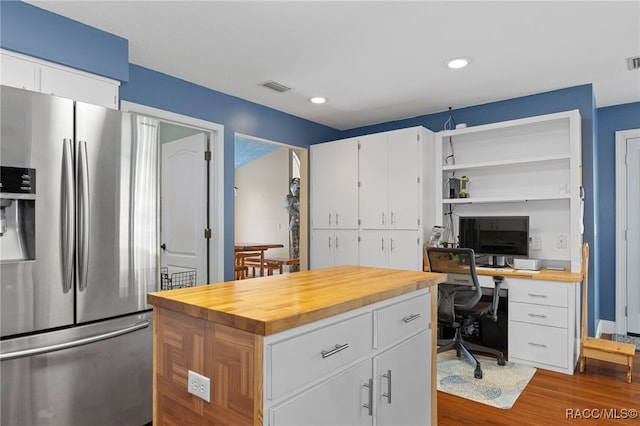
[438,349,640,425]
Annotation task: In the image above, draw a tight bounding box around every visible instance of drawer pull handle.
[402,313,421,323]
[382,369,392,403]
[363,378,373,416]
[528,342,548,348]
[321,343,349,358]
[527,293,548,298]
[528,313,548,319]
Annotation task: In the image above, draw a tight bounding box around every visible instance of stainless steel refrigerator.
[0,85,158,426]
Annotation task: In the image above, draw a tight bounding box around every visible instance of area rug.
[611,334,640,351]
[437,351,536,409]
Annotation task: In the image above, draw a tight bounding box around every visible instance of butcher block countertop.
[147,265,447,336]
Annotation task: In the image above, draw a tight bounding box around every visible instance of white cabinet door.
[359,133,388,229]
[334,230,359,266]
[387,230,421,271]
[310,229,335,269]
[388,129,420,230]
[311,143,335,229]
[374,330,431,426]
[333,139,359,229]
[269,360,372,426]
[311,139,359,229]
[359,230,388,268]
[40,65,119,109]
[0,52,38,90]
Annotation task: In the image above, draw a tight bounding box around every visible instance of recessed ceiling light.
[310,97,327,104]
[447,57,471,69]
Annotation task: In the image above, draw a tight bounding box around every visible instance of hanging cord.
[443,106,457,131]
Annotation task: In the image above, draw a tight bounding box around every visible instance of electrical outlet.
[529,234,542,250]
[188,370,210,402]
[556,234,568,249]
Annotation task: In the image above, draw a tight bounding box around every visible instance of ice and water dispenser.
[0,166,36,262]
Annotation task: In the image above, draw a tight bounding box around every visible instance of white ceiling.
[27,1,640,130]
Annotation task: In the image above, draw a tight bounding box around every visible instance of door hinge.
[204,228,212,239]
[204,150,212,161]
[417,176,420,183]
[625,305,628,317]
[358,142,361,150]
[358,181,361,187]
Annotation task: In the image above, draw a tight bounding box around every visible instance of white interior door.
[161,133,207,284]
[627,137,640,334]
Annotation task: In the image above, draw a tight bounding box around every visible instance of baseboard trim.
[596,320,616,337]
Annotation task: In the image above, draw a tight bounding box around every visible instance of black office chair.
[425,246,506,379]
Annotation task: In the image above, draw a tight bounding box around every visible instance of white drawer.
[509,321,568,369]
[267,312,372,400]
[509,280,568,307]
[510,301,568,328]
[375,293,430,349]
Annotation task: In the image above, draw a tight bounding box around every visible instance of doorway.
[234,134,308,271]
[121,101,224,284]
[616,129,640,335]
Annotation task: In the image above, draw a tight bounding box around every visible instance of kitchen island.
[147,265,447,425]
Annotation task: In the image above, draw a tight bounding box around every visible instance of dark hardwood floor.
[438,348,640,425]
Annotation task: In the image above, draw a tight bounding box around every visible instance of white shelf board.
[442,193,572,204]
[442,154,570,172]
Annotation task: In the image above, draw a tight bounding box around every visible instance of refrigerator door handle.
[77,140,90,291]
[0,320,149,361]
[61,138,75,293]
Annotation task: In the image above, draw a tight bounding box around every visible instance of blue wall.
[3,1,639,335]
[596,102,640,323]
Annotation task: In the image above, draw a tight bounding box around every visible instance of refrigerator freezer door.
[75,104,159,323]
[0,312,152,426]
[0,86,75,337]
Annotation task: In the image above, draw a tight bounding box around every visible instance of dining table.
[234,242,284,277]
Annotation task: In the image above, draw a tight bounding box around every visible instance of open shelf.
[442,153,570,172]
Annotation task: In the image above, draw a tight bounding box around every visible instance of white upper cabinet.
[1,49,120,109]
[310,138,359,229]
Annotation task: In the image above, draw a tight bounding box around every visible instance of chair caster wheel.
[474,366,483,379]
[497,357,506,366]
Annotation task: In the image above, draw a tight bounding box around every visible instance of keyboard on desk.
[476,266,541,274]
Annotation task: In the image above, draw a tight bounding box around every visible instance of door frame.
[615,128,640,334]
[121,101,225,283]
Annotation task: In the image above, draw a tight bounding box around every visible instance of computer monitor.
[458,216,529,267]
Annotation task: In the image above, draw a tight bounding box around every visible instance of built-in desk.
[426,265,583,375]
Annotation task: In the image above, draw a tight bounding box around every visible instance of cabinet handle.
[390,212,395,226]
[335,213,339,226]
[329,213,332,225]
[382,369,392,403]
[335,236,339,249]
[528,313,548,319]
[328,236,332,249]
[528,342,548,348]
[363,378,373,416]
[382,212,385,225]
[381,237,385,251]
[527,293,548,298]
[402,313,421,323]
[320,343,349,358]
[390,238,395,252]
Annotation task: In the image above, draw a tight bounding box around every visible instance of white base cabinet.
[359,230,422,271]
[310,229,359,269]
[265,289,434,426]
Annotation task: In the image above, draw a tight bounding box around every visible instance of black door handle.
[161,243,166,250]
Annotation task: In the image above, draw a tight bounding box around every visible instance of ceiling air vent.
[260,80,291,93]
[627,56,640,70]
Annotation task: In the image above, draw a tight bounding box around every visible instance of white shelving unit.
[435,110,582,271]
